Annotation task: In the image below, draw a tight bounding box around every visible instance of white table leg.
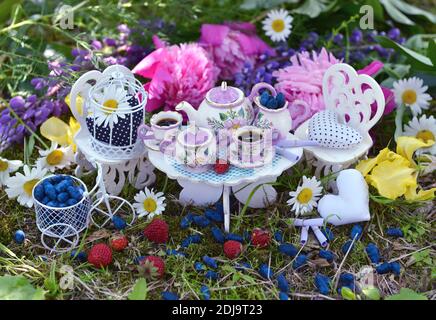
[223,186,231,233]
[178,179,223,206]
[232,176,278,208]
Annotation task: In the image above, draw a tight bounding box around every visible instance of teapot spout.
[175,101,199,125]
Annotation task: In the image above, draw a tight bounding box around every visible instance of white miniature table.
[148,133,302,232]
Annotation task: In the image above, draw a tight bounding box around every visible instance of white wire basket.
[33,175,91,253]
[70,65,147,161]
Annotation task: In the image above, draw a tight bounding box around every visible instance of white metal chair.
[295,63,385,173]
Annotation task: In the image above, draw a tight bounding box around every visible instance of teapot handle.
[69,70,103,130]
[248,82,277,102]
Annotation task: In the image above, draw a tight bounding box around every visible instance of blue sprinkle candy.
[375,262,391,274]
[339,273,354,285]
[203,256,218,269]
[259,264,274,279]
[133,256,146,265]
[276,93,286,108]
[192,215,210,228]
[319,250,334,263]
[66,198,79,206]
[266,98,278,109]
[350,225,363,239]
[181,234,202,248]
[260,91,270,106]
[44,184,57,201]
[235,262,252,271]
[243,231,251,243]
[277,273,289,293]
[194,262,206,272]
[67,186,83,201]
[200,285,211,300]
[205,208,223,223]
[226,233,244,243]
[112,216,127,230]
[180,212,194,229]
[211,226,225,244]
[55,180,69,193]
[342,240,354,254]
[386,227,404,238]
[41,197,50,205]
[390,262,401,276]
[50,175,63,184]
[166,249,186,257]
[292,254,307,270]
[205,270,219,281]
[162,291,179,300]
[315,273,331,295]
[34,184,45,201]
[279,292,289,300]
[57,192,69,203]
[278,243,298,257]
[365,243,380,264]
[274,231,284,243]
[46,201,59,207]
[57,202,67,208]
[14,230,25,244]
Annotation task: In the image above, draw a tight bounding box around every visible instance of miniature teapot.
[175,82,273,131]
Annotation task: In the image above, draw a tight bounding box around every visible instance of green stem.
[394,103,405,141]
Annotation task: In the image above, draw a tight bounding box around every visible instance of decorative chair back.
[70,65,147,160]
[322,63,385,133]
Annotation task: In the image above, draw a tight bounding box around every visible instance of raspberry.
[138,256,165,279]
[251,229,270,248]
[143,218,169,244]
[214,159,229,174]
[110,234,128,251]
[88,243,112,268]
[223,240,242,259]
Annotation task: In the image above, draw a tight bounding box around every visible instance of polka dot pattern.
[308,110,362,149]
[86,95,143,147]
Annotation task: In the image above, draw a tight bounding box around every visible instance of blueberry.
[34,184,45,201]
[57,192,69,203]
[14,230,25,244]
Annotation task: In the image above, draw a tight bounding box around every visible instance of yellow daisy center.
[271,19,285,32]
[297,188,313,204]
[416,130,435,143]
[0,160,8,172]
[103,99,118,114]
[24,179,40,196]
[402,89,417,105]
[143,197,157,213]
[46,150,64,166]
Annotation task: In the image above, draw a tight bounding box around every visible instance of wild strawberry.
[214,159,229,174]
[251,229,270,248]
[143,218,169,244]
[138,256,165,279]
[88,243,112,268]
[223,240,242,259]
[110,234,128,251]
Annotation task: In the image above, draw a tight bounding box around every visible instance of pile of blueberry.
[34,175,85,208]
[259,91,286,110]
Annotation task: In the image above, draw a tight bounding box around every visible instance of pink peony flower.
[358,60,396,115]
[199,22,274,80]
[132,41,218,112]
[273,48,341,129]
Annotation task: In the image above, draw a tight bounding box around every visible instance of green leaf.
[427,39,436,67]
[0,275,46,300]
[128,278,148,300]
[376,36,434,72]
[362,287,381,300]
[0,0,21,25]
[366,0,384,21]
[240,0,298,10]
[341,287,357,300]
[380,0,414,25]
[386,288,428,300]
[389,0,436,23]
[219,112,228,121]
[293,0,336,18]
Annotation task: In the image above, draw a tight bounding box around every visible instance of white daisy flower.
[93,84,129,128]
[133,187,166,219]
[403,115,436,155]
[262,9,293,42]
[0,157,22,187]
[287,176,323,216]
[393,77,432,116]
[36,142,74,172]
[5,165,48,208]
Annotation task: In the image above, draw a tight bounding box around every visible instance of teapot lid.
[206,82,243,106]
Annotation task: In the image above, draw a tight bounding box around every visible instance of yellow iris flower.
[39,94,82,152]
[356,136,435,201]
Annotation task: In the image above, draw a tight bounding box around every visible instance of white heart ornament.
[308,110,362,149]
[318,169,370,226]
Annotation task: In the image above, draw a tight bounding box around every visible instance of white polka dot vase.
[70,65,147,161]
